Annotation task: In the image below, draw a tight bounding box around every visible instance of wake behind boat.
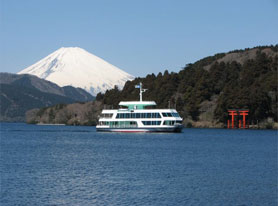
[96,83,183,132]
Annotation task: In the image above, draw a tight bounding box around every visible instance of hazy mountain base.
[0,73,94,122]
[0,73,94,100]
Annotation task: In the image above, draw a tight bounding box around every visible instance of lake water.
[0,123,277,206]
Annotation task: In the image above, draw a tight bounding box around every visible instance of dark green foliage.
[49,109,55,122]
[214,51,277,122]
[101,45,278,123]
[96,92,104,101]
[193,53,225,68]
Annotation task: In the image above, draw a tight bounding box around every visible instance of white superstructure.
[96,83,183,132]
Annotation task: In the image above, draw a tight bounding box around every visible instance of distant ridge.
[0,73,94,122]
[18,47,134,95]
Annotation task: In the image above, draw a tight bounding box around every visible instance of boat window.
[130,121,136,125]
[101,113,113,118]
[107,121,138,128]
[131,113,136,118]
[162,113,173,117]
[99,121,105,125]
[147,113,151,118]
[151,113,158,118]
[154,121,161,125]
[142,121,150,125]
[104,121,109,125]
[142,121,161,125]
[136,113,140,118]
[155,113,161,118]
[163,120,175,125]
[172,113,180,117]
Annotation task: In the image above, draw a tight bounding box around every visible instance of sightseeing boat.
[96,83,183,132]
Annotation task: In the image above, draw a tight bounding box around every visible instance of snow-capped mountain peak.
[18,47,134,95]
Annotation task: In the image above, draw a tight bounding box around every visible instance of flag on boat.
[135,84,141,88]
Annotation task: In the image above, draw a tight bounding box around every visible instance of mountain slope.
[0,84,76,122]
[0,73,93,101]
[99,45,278,127]
[18,47,134,95]
[26,45,278,128]
[0,73,94,122]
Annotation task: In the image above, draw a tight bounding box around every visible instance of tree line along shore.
[26,45,278,129]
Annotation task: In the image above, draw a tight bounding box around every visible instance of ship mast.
[137,82,147,102]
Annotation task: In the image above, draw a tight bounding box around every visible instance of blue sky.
[1,0,277,77]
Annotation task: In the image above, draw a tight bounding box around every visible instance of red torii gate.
[227,109,249,129]
[239,110,249,129]
[228,110,238,129]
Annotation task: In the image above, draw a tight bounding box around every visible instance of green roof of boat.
[119,101,156,109]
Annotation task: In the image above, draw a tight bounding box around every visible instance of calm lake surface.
[1,123,277,206]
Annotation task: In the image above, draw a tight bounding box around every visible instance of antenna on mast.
[135,82,147,102]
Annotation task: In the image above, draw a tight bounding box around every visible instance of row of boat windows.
[162,112,180,117]
[98,121,137,127]
[164,120,183,125]
[116,113,162,119]
[142,120,183,126]
[142,121,161,125]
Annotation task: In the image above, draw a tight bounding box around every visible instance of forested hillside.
[97,45,277,127]
[27,45,278,128]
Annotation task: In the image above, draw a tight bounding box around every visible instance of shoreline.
[1,121,277,130]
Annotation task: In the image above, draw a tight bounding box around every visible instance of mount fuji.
[18,47,134,96]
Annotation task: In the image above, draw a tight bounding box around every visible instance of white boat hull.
[96,125,183,133]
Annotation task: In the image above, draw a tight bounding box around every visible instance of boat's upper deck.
[99,108,182,120]
[101,101,178,114]
[119,101,156,110]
